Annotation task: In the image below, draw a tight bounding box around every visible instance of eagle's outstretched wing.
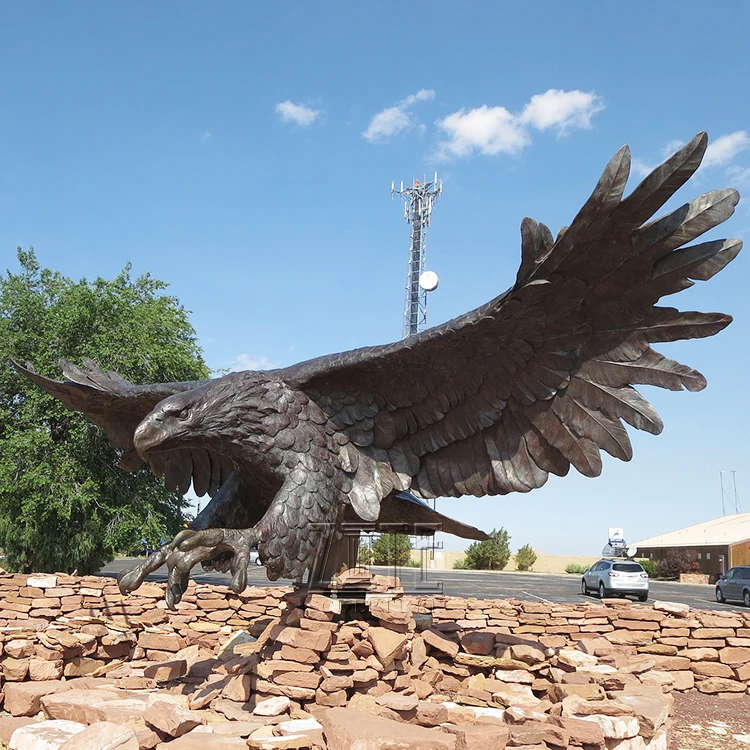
[280,133,741,520]
[11,359,233,496]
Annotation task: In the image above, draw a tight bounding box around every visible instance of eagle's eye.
[168,406,190,421]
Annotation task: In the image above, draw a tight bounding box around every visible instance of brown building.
[635,513,750,579]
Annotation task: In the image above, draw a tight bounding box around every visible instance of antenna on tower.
[392,173,442,339]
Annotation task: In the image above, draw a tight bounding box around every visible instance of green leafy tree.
[370,533,412,566]
[515,544,537,571]
[357,539,374,565]
[463,528,511,570]
[0,248,210,574]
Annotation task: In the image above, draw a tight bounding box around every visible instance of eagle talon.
[162,527,260,609]
[117,544,171,595]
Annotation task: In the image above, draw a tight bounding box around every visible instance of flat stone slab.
[9,719,85,750]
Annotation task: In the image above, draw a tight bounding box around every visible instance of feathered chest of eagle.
[15,133,742,608]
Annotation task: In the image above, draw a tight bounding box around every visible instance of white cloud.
[634,131,750,184]
[200,131,213,143]
[363,89,435,142]
[519,89,604,133]
[363,106,411,141]
[436,106,530,158]
[727,165,750,188]
[662,139,685,157]
[401,89,435,107]
[703,131,750,168]
[275,100,321,127]
[631,158,657,179]
[436,88,603,160]
[228,354,279,372]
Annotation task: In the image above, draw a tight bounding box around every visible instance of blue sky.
[2,2,749,557]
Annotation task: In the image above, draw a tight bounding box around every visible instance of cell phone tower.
[392,173,442,338]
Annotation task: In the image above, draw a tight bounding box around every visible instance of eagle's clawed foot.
[117,544,172,596]
[117,527,260,610]
[163,527,260,610]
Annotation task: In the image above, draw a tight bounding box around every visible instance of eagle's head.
[133,372,279,458]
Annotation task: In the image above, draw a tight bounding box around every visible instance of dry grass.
[416,550,601,573]
[517,553,600,574]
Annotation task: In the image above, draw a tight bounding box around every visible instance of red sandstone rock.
[367,627,407,668]
[415,702,448,726]
[5,640,35,659]
[28,657,63,681]
[4,679,70,716]
[320,707,457,750]
[561,696,634,717]
[305,594,342,615]
[0,717,35,745]
[276,645,319,664]
[503,706,550,724]
[155,732,247,748]
[549,683,605,702]
[441,723,510,749]
[137,631,185,652]
[615,694,670,738]
[143,700,204,737]
[221,673,253,702]
[58,721,139,750]
[508,720,569,747]
[3,657,29,682]
[315,688,347,706]
[143,659,187,682]
[9,718,85,748]
[274,671,322,689]
[460,631,496,656]
[549,715,605,746]
[719,646,750,665]
[275,627,331,653]
[697,676,746,693]
[422,629,459,658]
[691,661,734,678]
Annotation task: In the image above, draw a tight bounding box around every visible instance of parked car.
[249,549,263,566]
[715,567,750,606]
[581,559,649,601]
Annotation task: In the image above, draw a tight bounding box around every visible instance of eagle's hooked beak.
[134,412,176,457]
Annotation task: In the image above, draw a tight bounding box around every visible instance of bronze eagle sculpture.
[14,133,742,608]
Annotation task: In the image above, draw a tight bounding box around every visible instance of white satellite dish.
[419,270,439,291]
[627,545,638,558]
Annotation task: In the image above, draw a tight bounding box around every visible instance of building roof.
[635,513,750,549]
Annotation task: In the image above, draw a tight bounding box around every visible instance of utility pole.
[392,174,442,338]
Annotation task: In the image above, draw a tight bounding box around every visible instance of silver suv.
[715,567,750,606]
[581,559,649,601]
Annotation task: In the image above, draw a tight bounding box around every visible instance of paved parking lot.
[98,559,746,614]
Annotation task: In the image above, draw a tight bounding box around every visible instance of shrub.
[654,549,699,580]
[463,528,511,570]
[453,558,469,569]
[370,533,412,566]
[565,563,589,575]
[515,544,537,571]
[406,557,421,568]
[637,558,657,577]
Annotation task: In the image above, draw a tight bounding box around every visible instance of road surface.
[97,558,743,614]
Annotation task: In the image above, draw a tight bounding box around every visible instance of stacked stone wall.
[0,572,747,748]
[0,574,749,695]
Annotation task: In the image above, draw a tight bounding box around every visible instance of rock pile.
[0,571,747,748]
